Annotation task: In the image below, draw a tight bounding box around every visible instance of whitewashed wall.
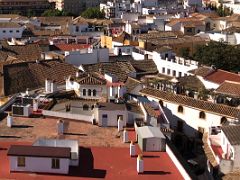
[0,26,24,40]
[98,109,128,126]
[65,48,109,66]
[147,96,233,137]
[9,156,69,174]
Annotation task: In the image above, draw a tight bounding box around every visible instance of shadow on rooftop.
[64,132,87,136]
[143,171,171,175]
[0,135,21,138]
[11,125,34,128]
[68,147,106,178]
[143,155,160,158]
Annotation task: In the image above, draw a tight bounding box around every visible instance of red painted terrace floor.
[0,141,183,180]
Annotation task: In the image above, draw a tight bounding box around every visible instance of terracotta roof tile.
[140,88,240,118]
[188,66,212,77]
[53,44,90,51]
[76,72,106,85]
[215,81,240,97]
[0,41,42,63]
[222,125,240,145]
[205,70,240,84]
[143,103,159,118]
[82,61,136,82]
[125,77,141,93]
[3,59,78,95]
[130,59,158,74]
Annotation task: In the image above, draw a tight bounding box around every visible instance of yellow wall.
[101,35,112,49]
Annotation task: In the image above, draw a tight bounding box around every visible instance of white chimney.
[25,88,29,95]
[130,141,136,157]
[50,80,57,93]
[45,79,51,93]
[33,99,38,112]
[76,71,80,78]
[57,119,64,135]
[118,116,123,132]
[137,154,144,174]
[7,112,13,128]
[123,129,129,143]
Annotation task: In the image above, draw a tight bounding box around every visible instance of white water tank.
[45,79,51,92]
[118,117,123,132]
[130,141,136,157]
[7,113,13,128]
[137,155,144,174]
[123,129,128,143]
[57,119,64,135]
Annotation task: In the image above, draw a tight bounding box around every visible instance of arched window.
[178,105,184,113]
[199,111,206,119]
[83,104,89,111]
[93,89,97,96]
[83,89,86,96]
[221,117,227,125]
[88,89,92,96]
[91,105,94,110]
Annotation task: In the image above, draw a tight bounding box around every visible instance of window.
[83,89,86,96]
[178,72,182,77]
[2,30,6,33]
[186,28,193,33]
[102,114,108,118]
[167,69,170,75]
[199,111,206,119]
[117,115,123,121]
[221,117,227,124]
[83,104,89,111]
[9,30,13,33]
[162,67,165,73]
[178,105,184,113]
[52,158,60,169]
[93,89,97,96]
[173,70,176,77]
[88,89,91,96]
[17,156,25,167]
[16,30,19,33]
[102,114,107,118]
[75,26,79,32]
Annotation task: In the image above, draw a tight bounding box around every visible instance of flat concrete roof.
[137,126,165,139]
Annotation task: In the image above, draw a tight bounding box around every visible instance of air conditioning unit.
[12,103,32,117]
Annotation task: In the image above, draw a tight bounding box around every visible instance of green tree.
[41,9,74,17]
[193,41,240,72]
[179,47,190,59]
[216,3,233,17]
[81,8,105,19]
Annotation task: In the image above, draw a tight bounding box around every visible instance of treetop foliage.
[193,41,240,72]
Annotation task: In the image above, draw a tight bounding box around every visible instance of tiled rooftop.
[3,59,78,95]
[0,40,42,63]
[222,125,240,145]
[82,61,136,82]
[140,88,240,118]
[215,81,240,98]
